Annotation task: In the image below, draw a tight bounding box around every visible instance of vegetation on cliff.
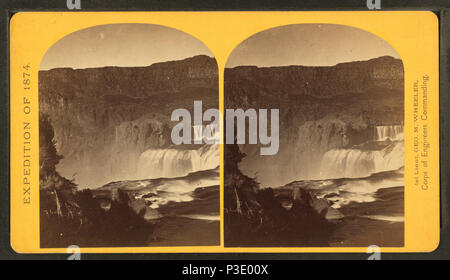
[39,113,154,247]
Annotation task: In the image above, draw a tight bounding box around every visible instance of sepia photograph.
[224,24,405,247]
[38,24,220,247]
[3,0,445,263]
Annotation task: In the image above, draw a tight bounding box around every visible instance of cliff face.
[39,55,219,188]
[225,56,404,187]
[226,56,403,98]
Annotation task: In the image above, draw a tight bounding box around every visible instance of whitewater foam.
[320,141,404,179]
[178,214,221,221]
[307,168,404,209]
[136,144,219,180]
[131,168,220,209]
[362,215,404,223]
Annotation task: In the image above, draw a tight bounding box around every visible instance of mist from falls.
[136,144,219,180]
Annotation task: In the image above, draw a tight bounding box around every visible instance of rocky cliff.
[226,56,402,99]
[39,55,218,188]
[225,56,404,187]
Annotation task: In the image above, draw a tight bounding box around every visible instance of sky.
[226,24,400,68]
[40,24,213,70]
[40,23,400,70]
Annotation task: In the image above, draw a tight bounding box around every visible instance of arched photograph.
[224,24,404,247]
[39,24,220,247]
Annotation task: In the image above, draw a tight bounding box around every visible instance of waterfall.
[318,124,404,179]
[136,144,219,180]
[320,141,404,179]
[375,125,403,141]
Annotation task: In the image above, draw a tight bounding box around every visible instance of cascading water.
[375,125,404,141]
[320,125,404,179]
[136,144,219,180]
[320,141,404,179]
[286,124,406,226]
